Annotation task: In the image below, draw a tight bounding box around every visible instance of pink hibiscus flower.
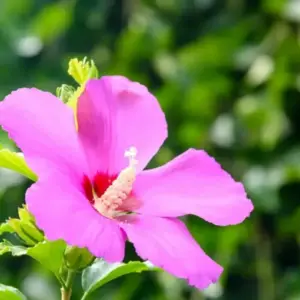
[0,76,253,289]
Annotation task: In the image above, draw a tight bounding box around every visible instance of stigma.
[93,147,138,218]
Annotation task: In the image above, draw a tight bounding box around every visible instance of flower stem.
[61,270,76,300]
[61,288,72,300]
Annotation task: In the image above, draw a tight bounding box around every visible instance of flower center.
[82,147,139,219]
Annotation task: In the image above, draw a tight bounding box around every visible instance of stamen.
[93,147,138,218]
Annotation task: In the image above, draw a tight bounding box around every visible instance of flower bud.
[64,246,95,270]
[7,219,36,246]
[3,207,44,246]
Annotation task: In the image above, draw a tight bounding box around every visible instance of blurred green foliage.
[1,0,300,299]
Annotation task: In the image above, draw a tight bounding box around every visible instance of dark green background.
[1,0,300,299]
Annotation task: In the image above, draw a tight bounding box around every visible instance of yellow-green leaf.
[0,149,37,181]
[0,284,27,300]
[0,240,66,276]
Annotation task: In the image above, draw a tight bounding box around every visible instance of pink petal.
[134,149,253,226]
[0,88,87,181]
[26,173,126,262]
[120,216,223,289]
[77,76,167,176]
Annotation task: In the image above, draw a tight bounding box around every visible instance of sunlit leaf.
[0,149,37,181]
[0,284,27,300]
[27,240,66,275]
[0,240,26,256]
[0,240,66,276]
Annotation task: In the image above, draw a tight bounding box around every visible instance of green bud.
[3,207,44,246]
[7,219,36,246]
[20,222,44,243]
[18,206,35,223]
[18,207,44,242]
[64,246,95,270]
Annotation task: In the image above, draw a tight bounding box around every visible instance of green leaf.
[0,240,26,256]
[30,2,74,44]
[0,240,66,276]
[0,149,37,181]
[81,260,158,300]
[0,284,27,300]
[27,240,66,275]
[0,240,12,255]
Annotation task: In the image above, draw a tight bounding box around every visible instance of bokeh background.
[1,0,300,299]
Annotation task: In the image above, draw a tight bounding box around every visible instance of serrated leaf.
[0,149,37,181]
[0,240,66,276]
[0,284,27,300]
[81,260,158,300]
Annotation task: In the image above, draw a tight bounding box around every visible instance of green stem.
[61,270,76,300]
[61,288,72,300]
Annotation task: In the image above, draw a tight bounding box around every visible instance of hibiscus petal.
[77,76,167,176]
[120,216,223,289]
[26,173,126,262]
[0,88,87,181]
[134,149,253,226]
